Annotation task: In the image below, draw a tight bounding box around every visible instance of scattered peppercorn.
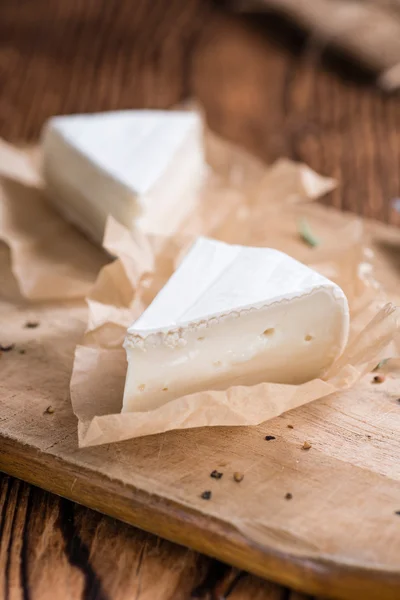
[367,435,372,439]
[210,470,223,480]
[265,435,276,441]
[287,424,294,429]
[302,441,312,450]
[19,349,26,355]
[0,344,14,352]
[44,405,54,414]
[201,491,212,500]
[372,374,385,384]
[24,321,39,329]
[233,472,244,483]
[395,511,400,516]
[285,493,293,500]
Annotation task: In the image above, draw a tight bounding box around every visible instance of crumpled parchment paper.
[70,145,399,447]
[0,130,398,447]
[0,139,107,300]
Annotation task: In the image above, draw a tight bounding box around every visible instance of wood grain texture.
[230,0,400,81]
[1,208,400,600]
[0,0,209,141]
[0,473,302,600]
[0,2,399,600]
[0,1,399,223]
[4,434,398,600]
[192,10,400,224]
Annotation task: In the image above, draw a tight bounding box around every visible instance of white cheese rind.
[41,110,205,243]
[122,238,350,412]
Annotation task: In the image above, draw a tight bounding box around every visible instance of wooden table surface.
[0,1,399,599]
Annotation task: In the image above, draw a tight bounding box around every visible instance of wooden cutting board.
[1,217,400,600]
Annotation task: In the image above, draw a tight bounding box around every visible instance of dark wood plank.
[228,574,311,600]
[0,0,210,141]
[0,2,398,227]
[2,430,400,600]
[0,473,311,600]
[0,2,399,600]
[0,475,85,599]
[0,473,211,600]
[192,11,400,224]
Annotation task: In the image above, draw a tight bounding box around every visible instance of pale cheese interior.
[123,287,347,412]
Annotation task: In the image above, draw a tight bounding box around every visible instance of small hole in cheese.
[138,384,146,391]
[262,328,275,337]
[162,387,168,391]
[304,334,313,342]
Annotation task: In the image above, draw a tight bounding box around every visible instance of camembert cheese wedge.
[42,110,205,243]
[122,238,349,412]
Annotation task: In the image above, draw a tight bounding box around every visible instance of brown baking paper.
[69,145,399,446]
[0,139,107,300]
[0,131,398,447]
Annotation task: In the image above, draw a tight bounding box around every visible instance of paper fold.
[0,132,398,447]
[0,140,107,301]
[70,152,399,447]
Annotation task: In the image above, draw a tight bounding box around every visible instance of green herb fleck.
[372,358,390,372]
[298,218,319,248]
